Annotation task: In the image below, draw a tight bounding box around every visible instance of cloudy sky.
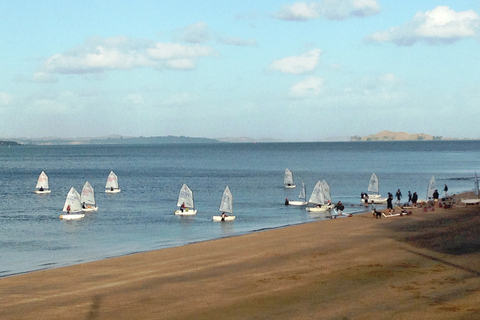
[1,1,480,141]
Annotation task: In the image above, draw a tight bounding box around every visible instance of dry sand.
[1,196,480,320]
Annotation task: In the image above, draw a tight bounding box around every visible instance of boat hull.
[82,206,98,212]
[288,201,308,206]
[306,206,329,212]
[59,213,85,220]
[105,189,121,194]
[174,209,197,216]
[212,215,236,221]
[34,190,51,194]
[284,185,296,189]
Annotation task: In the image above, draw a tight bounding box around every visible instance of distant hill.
[0,140,21,146]
[350,131,445,141]
[13,135,220,145]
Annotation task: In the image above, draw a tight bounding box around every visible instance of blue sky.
[1,0,480,141]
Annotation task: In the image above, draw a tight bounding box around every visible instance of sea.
[1,140,479,278]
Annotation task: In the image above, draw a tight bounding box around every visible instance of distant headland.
[350,131,448,141]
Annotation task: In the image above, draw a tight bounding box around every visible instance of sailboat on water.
[34,171,51,194]
[60,187,85,220]
[213,186,235,221]
[284,168,296,189]
[81,181,98,212]
[287,180,307,206]
[105,171,121,193]
[306,180,329,212]
[364,173,387,204]
[174,184,197,215]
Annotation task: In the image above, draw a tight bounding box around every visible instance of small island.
[0,140,21,146]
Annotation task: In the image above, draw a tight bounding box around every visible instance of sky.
[1,0,480,141]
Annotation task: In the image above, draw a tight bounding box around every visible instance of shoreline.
[1,194,479,319]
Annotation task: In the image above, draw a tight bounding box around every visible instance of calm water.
[1,141,479,277]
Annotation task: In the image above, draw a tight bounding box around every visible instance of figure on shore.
[387,192,393,213]
[334,201,344,217]
[412,192,418,206]
[407,191,412,206]
[444,184,448,196]
[395,189,402,205]
[433,189,439,202]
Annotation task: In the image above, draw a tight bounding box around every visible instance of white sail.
[63,187,82,212]
[35,171,49,189]
[176,184,195,208]
[298,180,306,200]
[322,180,331,203]
[368,173,379,195]
[105,171,119,190]
[308,180,324,205]
[426,175,436,199]
[219,186,233,214]
[81,181,96,206]
[284,168,295,188]
[475,173,479,196]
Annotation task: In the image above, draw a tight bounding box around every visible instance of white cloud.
[0,92,13,105]
[290,76,323,97]
[366,6,480,46]
[269,49,321,74]
[273,0,380,21]
[37,36,217,75]
[218,36,257,47]
[124,94,144,105]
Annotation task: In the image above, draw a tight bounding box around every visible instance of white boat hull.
[105,189,121,194]
[306,206,329,212]
[59,213,85,220]
[288,200,308,206]
[82,206,98,212]
[367,198,388,204]
[212,215,236,221]
[285,185,296,189]
[35,190,51,194]
[174,209,197,216]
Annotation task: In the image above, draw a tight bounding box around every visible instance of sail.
[322,180,331,203]
[368,173,379,194]
[298,180,306,200]
[219,186,233,214]
[426,175,436,199]
[105,171,119,189]
[475,173,479,196]
[63,187,82,212]
[35,171,49,189]
[308,180,324,205]
[81,181,96,206]
[177,184,194,208]
[284,168,294,186]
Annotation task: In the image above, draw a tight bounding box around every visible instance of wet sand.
[1,195,480,319]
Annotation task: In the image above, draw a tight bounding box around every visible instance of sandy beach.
[1,196,480,319]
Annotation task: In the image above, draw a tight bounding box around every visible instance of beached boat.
[287,180,308,206]
[306,180,329,212]
[213,186,235,221]
[60,187,85,220]
[81,181,98,212]
[105,171,121,193]
[426,175,436,201]
[174,184,197,215]
[34,171,51,194]
[284,168,296,189]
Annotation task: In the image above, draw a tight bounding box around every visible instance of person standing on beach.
[412,192,418,206]
[395,189,402,205]
[433,189,439,202]
[408,191,412,205]
[387,192,393,213]
[444,184,448,196]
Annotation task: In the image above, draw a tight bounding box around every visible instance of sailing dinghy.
[174,184,197,215]
[364,173,387,204]
[213,186,235,221]
[287,180,308,206]
[284,168,296,189]
[34,171,51,194]
[81,181,98,212]
[105,171,121,193]
[60,187,85,220]
[321,180,334,209]
[306,180,329,212]
[426,175,436,201]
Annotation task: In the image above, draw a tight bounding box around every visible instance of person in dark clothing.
[408,191,412,205]
[387,192,393,213]
[444,184,448,196]
[395,189,402,205]
[334,201,345,216]
[412,192,418,206]
[433,189,439,201]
